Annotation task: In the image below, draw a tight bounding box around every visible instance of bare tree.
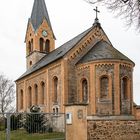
[86,0,140,31]
[0,74,15,115]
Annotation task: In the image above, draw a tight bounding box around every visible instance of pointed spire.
[30,0,55,39]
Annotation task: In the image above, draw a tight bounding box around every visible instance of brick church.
[16,0,139,120]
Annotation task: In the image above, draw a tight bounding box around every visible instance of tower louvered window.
[40,38,44,52]
[28,41,32,54]
[45,40,50,53]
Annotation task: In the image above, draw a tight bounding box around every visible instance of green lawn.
[0,130,65,140]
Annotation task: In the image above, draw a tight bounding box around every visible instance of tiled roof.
[30,0,55,39]
[78,41,134,64]
[16,26,93,81]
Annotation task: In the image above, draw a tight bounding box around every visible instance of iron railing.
[0,113,65,140]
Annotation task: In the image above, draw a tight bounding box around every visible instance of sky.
[0,0,139,104]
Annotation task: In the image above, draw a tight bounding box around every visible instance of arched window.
[34,84,38,105]
[122,77,128,99]
[31,39,33,52]
[53,108,55,115]
[28,41,31,54]
[100,76,109,98]
[45,40,50,53]
[52,107,59,115]
[30,61,32,66]
[41,82,45,104]
[56,108,59,115]
[82,79,88,102]
[28,86,32,108]
[40,38,44,52]
[20,90,23,109]
[53,77,58,103]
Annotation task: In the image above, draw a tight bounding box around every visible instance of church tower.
[25,0,55,69]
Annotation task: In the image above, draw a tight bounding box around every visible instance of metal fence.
[0,113,65,140]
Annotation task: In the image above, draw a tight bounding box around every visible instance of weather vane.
[93,6,100,21]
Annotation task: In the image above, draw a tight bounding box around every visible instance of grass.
[0,130,65,140]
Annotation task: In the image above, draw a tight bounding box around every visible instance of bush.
[10,114,22,131]
[24,106,49,133]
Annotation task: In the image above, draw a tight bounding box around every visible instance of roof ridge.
[16,26,93,81]
[29,26,93,69]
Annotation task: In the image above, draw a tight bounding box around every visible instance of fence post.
[6,113,10,140]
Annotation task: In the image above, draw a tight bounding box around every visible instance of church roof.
[30,0,55,39]
[17,22,134,81]
[78,41,134,64]
[16,26,93,81]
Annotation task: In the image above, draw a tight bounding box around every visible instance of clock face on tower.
[42,30,48,37]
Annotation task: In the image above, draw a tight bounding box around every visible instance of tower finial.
[93,6,100,23]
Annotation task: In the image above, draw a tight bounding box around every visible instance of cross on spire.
[93,7,100,22]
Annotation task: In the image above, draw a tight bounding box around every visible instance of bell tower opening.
[29,61,32,66]
[28,41,32,55]
[40,38,44,52]
[45,39,50,53]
